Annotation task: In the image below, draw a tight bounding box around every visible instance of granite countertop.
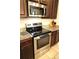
[20,28,32,41]
[43,25,59,32]
[20,25,59,41]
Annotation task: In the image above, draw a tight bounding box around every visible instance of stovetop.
[27,28,51,37]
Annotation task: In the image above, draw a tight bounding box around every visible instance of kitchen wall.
[20,18,58,28]
[20,18,51,28]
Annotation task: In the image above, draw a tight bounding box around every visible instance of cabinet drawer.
[20,39,32,48]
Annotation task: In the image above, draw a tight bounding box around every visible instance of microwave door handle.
[44,8,45,15]
[44,8,46,16]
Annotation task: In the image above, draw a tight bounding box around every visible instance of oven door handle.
[40,34,49,38]
[34,36,40,40]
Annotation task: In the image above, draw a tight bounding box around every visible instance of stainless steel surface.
[28,1,46,17]
[26,22,52,59]
[34,33,51,59]
[26,23,42,28]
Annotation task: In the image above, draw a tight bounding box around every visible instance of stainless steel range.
[26,22,51,59]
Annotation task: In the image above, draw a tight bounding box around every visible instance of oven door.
[34,33,51,54]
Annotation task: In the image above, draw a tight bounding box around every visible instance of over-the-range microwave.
[28,1,47,17]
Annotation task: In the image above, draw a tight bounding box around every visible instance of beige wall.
[20,18,53,28]
[20,18,59,28]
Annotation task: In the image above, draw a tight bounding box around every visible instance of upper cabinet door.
[29,0,39,2]
[29,0,47,4]
[51,0,59,19]
[40,0,47,4]
[20,0,28,18]
[46,0,59,19]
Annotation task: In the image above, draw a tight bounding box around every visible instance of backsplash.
[21,18,51,28]
[20,18,41,28]
[20,18,59,29]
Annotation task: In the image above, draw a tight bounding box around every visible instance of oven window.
[37,34,49,49]
[30,6,44,15]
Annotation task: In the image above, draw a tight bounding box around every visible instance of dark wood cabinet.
[20,0,59,18]
[51,30,59,46]
[29,0,47,4]
[20,38,34,59]
[40,0,47,4]
[20,0,28,18]
[51,31,57,46]
[55,30,59,44]
[29,0,38,2]
[51,0,59,19]
[46,0,59,19]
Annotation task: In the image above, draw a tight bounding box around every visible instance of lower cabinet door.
[51,31,57,46]
[55,30,59,44]
[20,39,34,59]
[20,44,33,59]
[51,30,59,46]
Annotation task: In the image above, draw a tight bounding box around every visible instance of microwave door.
[29,6,45,17]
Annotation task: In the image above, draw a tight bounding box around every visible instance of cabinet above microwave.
[20,0,59,19]
[29,0,47,5]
